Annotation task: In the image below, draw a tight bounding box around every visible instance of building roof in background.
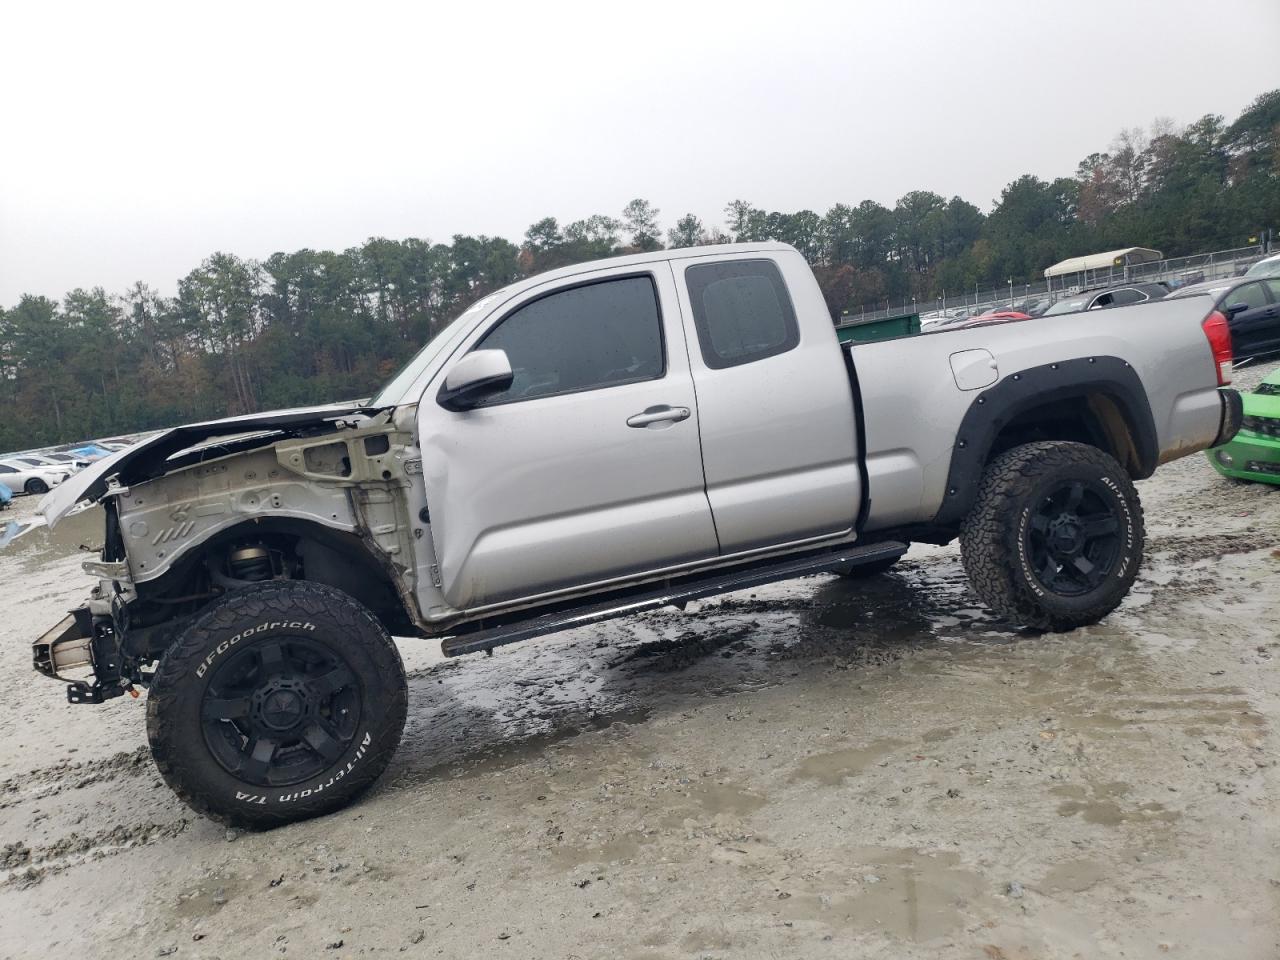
[1043,247,1163,279]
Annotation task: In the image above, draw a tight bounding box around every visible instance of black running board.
[441,539,907,658]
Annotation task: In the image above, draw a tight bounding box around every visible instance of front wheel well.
[127,519,420,658]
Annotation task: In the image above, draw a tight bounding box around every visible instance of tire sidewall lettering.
[194,621,316,678]
[1016,471,1136,602]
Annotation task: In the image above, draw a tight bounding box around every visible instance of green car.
[1208,367,1280,483]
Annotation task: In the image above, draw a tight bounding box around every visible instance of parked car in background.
[0,459,70,496]
[1208,366,1280,483]
[1018,297,1054,317]
[1168,277,1280,358]
[41,452,91,471]
[6,454,83,473]
[957,310,1031,329]
[1042,282,1170,317]
[72,443,117,460]
[1243,253,1280,279]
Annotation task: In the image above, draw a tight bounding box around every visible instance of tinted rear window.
[685,260,799,369]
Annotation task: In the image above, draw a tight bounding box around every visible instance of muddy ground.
[1,362,1278,960]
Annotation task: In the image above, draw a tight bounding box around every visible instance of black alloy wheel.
[201,635,361,788]
[147,579,407,828]
[1023,480,1122,597]
[959,441,1144,631]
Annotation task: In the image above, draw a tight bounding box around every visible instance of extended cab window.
[685,259,799,369]
[473,275,665,404]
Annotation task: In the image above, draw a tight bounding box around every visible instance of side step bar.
[441,539,907,658]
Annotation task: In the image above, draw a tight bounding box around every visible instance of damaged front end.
[32,497,140,702]
[32,402,428,705]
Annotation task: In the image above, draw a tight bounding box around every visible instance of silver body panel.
[667,251,861,552]
[851,297,1225,529]
[418,260,719,610]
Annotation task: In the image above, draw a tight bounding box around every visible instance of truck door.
[670,251,862,553]
[418,265,718,610]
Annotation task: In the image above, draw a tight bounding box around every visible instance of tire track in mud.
[2,819,190,889]
[0,746,152,810]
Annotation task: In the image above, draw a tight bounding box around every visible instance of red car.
[959,310,1031,328]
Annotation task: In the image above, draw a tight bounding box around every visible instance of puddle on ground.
[1041,858,1110,893]
[777,846,989,942]
[791,738,908,786]
[1050,782,1179,826]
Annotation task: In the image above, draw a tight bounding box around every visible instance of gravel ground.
[1,361,1277,959]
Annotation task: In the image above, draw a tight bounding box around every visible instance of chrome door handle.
[626,405,691,428]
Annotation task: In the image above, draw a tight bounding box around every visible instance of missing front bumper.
[33,607,128,704]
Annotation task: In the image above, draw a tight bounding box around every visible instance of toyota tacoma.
[34,243,1242,826]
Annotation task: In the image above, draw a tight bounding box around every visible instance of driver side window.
[1231,282,1269,310]
[472,275,665,405]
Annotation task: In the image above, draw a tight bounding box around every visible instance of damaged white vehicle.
[34,243,1241,827]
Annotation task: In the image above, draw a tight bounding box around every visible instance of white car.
[1244,253,1280,278]
[35,452,90,472]
[0,459,70,496]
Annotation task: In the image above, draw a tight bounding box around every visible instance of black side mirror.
[1224,302,1250,319]
[437,349,514,411]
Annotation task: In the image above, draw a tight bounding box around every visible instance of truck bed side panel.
[850,297,1222,529]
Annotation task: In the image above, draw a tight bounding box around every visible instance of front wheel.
[959,441,1144,631]
[146,580,408,828]
[25,478,49,495]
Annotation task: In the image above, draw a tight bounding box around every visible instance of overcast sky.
[2,0,1277,305]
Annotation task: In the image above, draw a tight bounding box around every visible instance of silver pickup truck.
[35,242,1241,826]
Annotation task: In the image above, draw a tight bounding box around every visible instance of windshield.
[370,289,509,407]
[1244,257,1280,278]
[1044,297,1088,316]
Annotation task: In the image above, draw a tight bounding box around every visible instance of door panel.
[418,267,718,611]
[1228,281,1277,356]
[670,252,862,553]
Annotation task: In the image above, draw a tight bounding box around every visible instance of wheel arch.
[934,356,1157,528]
[130,517,420,653]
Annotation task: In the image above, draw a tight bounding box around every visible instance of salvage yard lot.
[1,361,1278,960]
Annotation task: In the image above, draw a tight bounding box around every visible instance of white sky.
[2,0,1277,305]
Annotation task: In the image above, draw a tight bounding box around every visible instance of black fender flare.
[932,356,1158,528]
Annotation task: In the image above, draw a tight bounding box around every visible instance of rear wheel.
[146,580,407,828]
[959,441,1143,631]
[24,478,48,495]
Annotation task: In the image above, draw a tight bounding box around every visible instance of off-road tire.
[959,441,1144,631]
[146,580,407,829]
[24,478,48,495]
[832,556,901,579]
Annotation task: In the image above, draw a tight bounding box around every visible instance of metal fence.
[837,243,1273,326]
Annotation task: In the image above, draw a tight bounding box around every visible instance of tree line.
[2,89,1277,452]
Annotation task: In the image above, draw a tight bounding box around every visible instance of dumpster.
[833,312,921,344]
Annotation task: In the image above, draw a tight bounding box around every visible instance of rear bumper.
[1213,387,1244,448]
